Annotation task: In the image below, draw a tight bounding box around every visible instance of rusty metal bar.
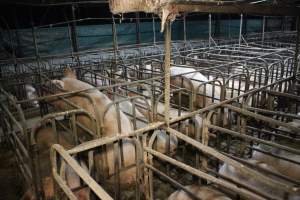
[51,144,113,200]
[164,20,171,127]
[67,121,164,154]
[294,16,300,76]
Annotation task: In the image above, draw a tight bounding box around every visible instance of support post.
[262,16,266,46]
[183,13,187,46]
[135,12,141,46]
[70,4,79,53]
[164,20,171,127]
[243,14,247,38]
[228,14,231,39]
[152,14,156,45]
[293,17,300,77]
[32,26,42,86]
[239,14,243,47]
[112,15,118,69]
[209,14,212,48]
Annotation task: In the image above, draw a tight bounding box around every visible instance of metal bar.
[163,3,300,16]
[239,14,243,47]
[209,14,211,49]
[164,20,171,127]
[183,13,187,46]
[152,14,156,45]
[70,4,79,53]
[112,15,118,66]
[135,12,141,46]
[169,77,293,126]
[294,16,300,76]
[67,122,164,155]
[51,144,113,200]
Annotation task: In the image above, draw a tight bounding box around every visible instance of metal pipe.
[152,14,156,45]
[135,12,141,46]
[112,15,118,67]
[164,20,171,127]
[239,14,243,47]
[51,144,113,200]
[70,4,79,53]
[293,16,300,76]
[183,13,187,46]
[209,14,212,49]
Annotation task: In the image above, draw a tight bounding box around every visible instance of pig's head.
[154,130,178,156]
[64,67,77,79]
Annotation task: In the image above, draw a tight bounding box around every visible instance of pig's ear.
[51,80,64,90]
[64,67,77,79]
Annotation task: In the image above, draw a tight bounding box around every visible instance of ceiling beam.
[165,2,300,16]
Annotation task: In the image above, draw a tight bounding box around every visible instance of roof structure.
[109,0,300,31]
[109,0,300,16]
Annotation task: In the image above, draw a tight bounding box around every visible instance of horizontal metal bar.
[67,122,164,154]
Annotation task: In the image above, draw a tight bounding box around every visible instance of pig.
[251,144,300,181]
[25,84,39,108]
[48,67,137,186]
[167,185,232,200]
[219,160,300,200]
[170,66,221,109]
[129,94,203,139]
[153,129,178,156]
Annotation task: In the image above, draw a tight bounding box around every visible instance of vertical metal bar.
[262,16,266,46]
[293,17,300,77]
[13,7,23,57]
[239,14,243,47]
[183,13,187,46]
[152,14,156,45]
[112,15,118,68]
[70,4,79,53]
[228,14,231,39]
[164,20,171,127]
[31,25,42,94]
[243,14,247,38]
[135,12,141,46]
[209,14,212,49]
[71,114,78,145]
